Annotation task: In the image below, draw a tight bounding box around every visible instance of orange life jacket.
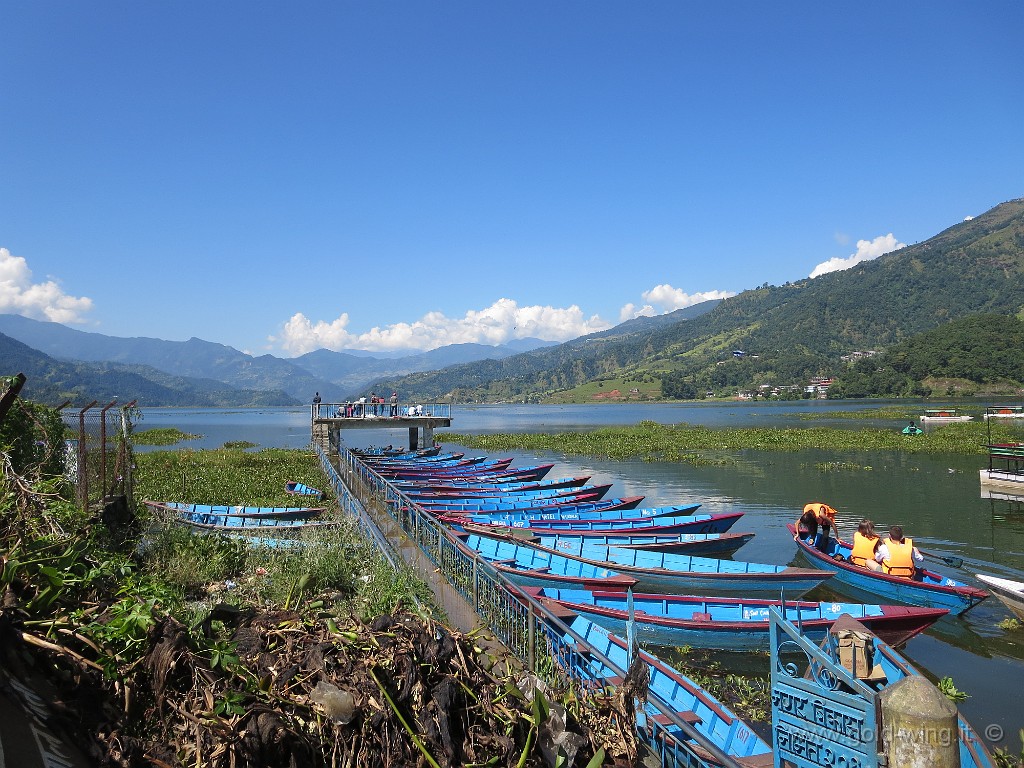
[804,503,836,523]
[883,537,915,577]
[850,532,879,567]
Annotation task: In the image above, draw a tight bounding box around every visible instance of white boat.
[920,408,972,423]
[975,573,1024,620]
[983,405,1024,419]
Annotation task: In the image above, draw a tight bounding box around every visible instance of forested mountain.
[0,332,298,407]
[828,314,1024,398]
[375,198,1024,401]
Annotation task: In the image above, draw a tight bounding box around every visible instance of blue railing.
[314,443,746,768]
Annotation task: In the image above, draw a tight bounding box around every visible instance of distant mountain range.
[3,196,1022,407]
[0,313,559,406]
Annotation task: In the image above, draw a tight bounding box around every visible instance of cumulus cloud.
[809,233,905,278]
[619,285,735,322]
[272,298,612,355]
[0,247,93,323]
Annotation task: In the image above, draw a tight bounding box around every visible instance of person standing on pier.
[390,392,398,417]
[312,392,321,417]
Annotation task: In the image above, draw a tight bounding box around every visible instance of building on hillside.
[805,377,833,398]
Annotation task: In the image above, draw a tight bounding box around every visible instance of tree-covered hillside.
[828,313,1024,398]
[375,198,1024,402]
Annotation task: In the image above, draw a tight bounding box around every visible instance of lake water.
[138,401,1024,746]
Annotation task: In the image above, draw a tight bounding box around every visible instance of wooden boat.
[395,475,592,493]
[380,463,555,483]
[787,523,988,615]
[175,511,336,531]
[409,484,612,506]
[821,615,996,768]
[975,573,1024,620]
[463,533,832,598]
[373,457,515,477]
[284,481,324,498]
[445,509,740,535]
[453,536,637,591]
[526,587,947,650]
[548,611,773,765]
[919,408,972,423]
[416,495,644,515]
[145,501,325,520]
[405,483,613,502]
[523,529,755,556]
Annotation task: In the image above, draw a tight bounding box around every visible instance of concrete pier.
[311,402,452,452]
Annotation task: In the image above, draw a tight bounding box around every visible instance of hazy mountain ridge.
[0,332,298,406]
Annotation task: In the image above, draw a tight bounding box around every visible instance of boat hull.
[788,524,987,615]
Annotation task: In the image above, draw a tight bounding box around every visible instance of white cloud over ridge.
[274,298,612,355]
[0,247,93,323]
[809,234,905,278]
[619,285,735,322]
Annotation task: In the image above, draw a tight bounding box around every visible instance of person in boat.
[794,506,819,543]
[879,525,923,578]
[850,519,883,571]
[796,502,840,551]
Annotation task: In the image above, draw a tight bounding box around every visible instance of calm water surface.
[139,401,1024,745]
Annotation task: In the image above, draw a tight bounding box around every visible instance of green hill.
[375,197,1024,402]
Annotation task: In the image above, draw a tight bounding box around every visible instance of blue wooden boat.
[173,510,335,531]
[417,495,643,515]
[284,481,325,498]
[383,463,555,483]
[405,483,613,502]
[511,529,755,556]
[463,533,831,598]
[360,451,465,464]
[395,475,592,493]
[373,458,516,477]
[145,501,325,520]
[527,587,947,650]
[787,523,988,615]
[549,612,773,765]
[445,509,740,535]
[820,614,996,768]
[453,536,638,591]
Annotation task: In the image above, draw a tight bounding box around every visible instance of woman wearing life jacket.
[798,502,840,552]
[880,524,923,578]
[849,519,883,571]
[793,505,819,543]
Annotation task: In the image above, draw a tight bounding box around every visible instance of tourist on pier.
[850,519,883,571]
[879,525,923,578]
[390,392,398,417]
[312,392,321,416]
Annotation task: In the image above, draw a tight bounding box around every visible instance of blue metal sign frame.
[769,606,881,768]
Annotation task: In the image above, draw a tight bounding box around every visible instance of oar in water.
[919,549,964,569]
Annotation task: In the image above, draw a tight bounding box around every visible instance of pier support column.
[422,425,434,448]
[879,676,960,768]
[408,427,419,450]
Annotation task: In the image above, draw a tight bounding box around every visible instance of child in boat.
[879,525,923,578]
[850,519,883,571]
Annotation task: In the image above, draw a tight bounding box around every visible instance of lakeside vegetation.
[442,418,1020,462]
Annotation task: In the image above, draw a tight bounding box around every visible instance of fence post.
[879,676,960,768]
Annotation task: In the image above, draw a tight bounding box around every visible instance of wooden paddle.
[919,549,964,569]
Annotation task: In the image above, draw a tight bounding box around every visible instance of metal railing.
[316,443,747,768]
[311,402,452,420]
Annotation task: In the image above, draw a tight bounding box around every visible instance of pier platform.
[311,402,452,452]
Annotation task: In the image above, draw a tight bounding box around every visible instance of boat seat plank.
[651,710,703,726]
[733,753,775,768]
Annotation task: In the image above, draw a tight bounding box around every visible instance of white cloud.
[0,247,93,323]
[809,233,905,278]
[619,285,735,322]
[272,298,612,355]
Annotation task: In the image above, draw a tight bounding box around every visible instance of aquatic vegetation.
[998,617,1022,631]
[937,675,970,702]
[132,426,200,445]
[442,419,1011,460]
[222,439,257,449]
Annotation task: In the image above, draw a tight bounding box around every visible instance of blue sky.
[2,2,1022,357]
